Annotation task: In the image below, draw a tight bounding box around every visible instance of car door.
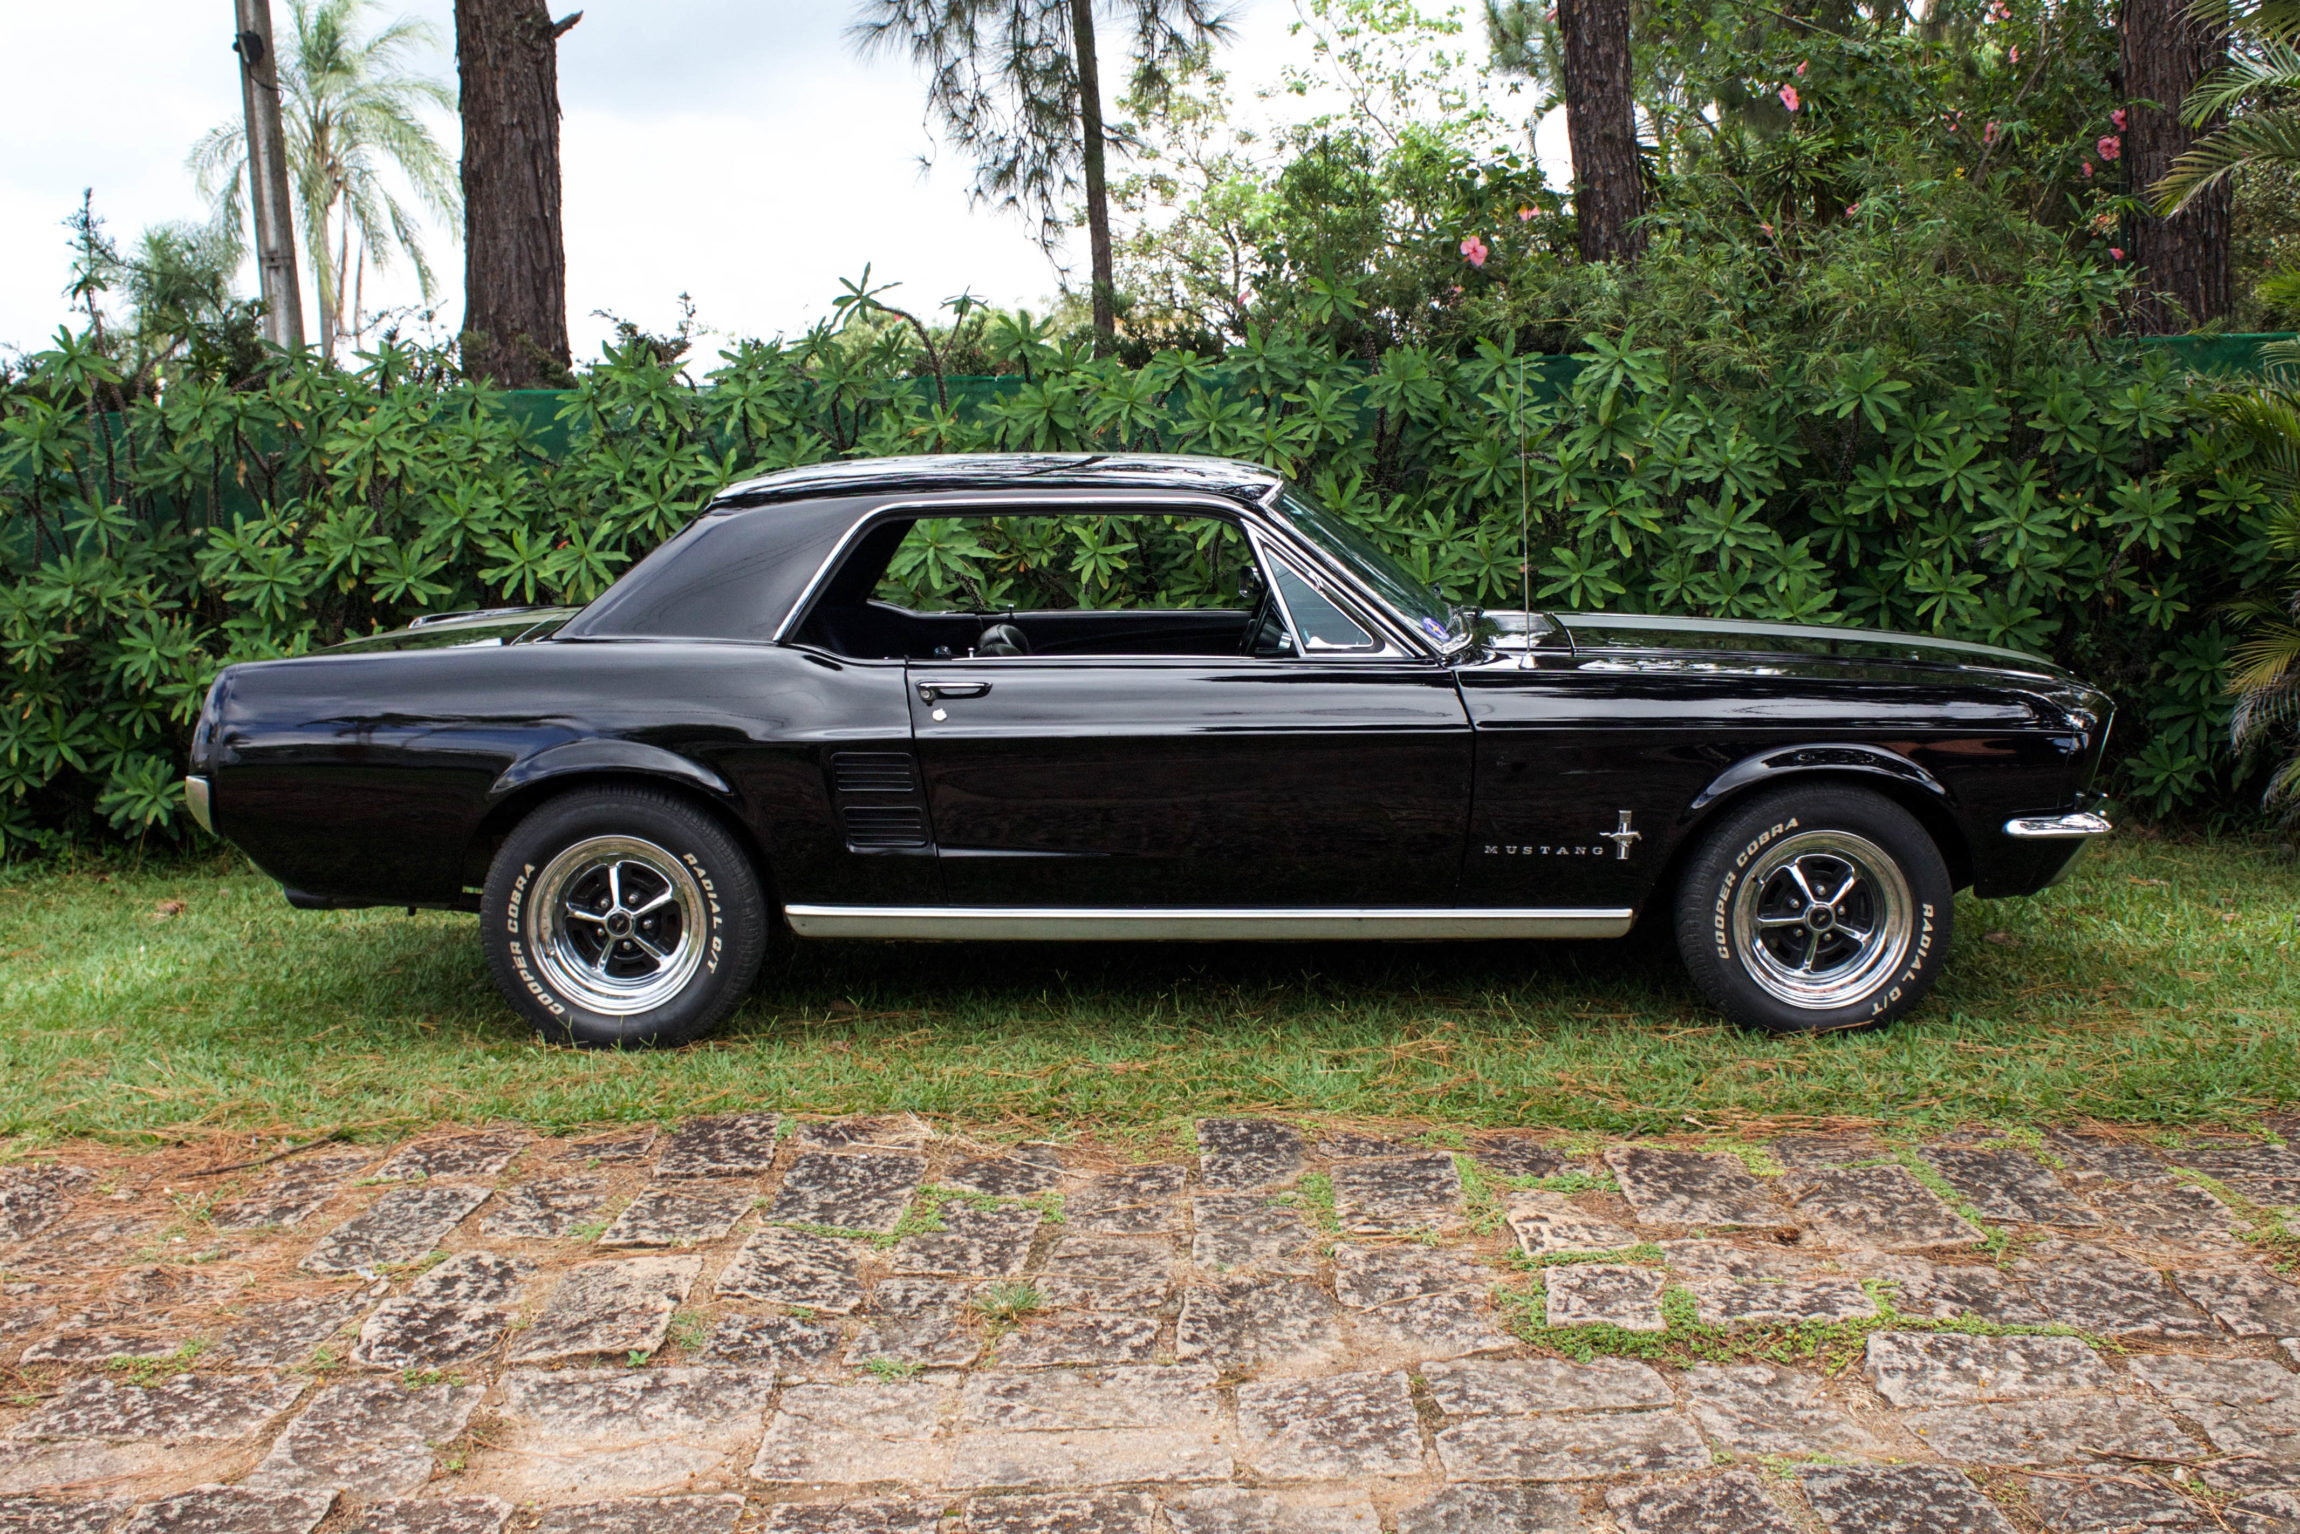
[904,528,1474,909]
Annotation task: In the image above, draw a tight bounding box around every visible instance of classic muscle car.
[186,454,2114,1045]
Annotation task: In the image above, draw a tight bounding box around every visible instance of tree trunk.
[456,0,576,386]
[314,202,337,361]
[2122,0,2230,332]
[232,0,305,349]
[1068,0,1116,342]
[1558,0,1645,264]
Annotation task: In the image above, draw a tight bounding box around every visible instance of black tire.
[1673,784,1953,1033]
[481,785,768,1047]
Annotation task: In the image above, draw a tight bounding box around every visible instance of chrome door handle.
[918,680,992,703]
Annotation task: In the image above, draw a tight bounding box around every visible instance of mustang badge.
[1486,811,1642,861]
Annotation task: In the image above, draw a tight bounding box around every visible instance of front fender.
[488,738,734,804]
[1688,742,1949,815]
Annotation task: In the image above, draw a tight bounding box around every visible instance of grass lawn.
[0,836,2294,1147]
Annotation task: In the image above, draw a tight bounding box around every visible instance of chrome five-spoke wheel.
[1676,785,1952,1033]
[528,834,706,1016]
[1730,829,1914,1010]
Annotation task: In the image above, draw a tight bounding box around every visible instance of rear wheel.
[1674,785,1953,1033]
[482,785,767,1047]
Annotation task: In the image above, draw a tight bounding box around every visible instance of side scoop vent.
[832,752,918,795]
[828,751,933,852]
[841,805,930,848]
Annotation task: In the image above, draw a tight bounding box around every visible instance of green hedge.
[0,322,2281,852]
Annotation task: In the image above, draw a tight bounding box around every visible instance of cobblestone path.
[2,1116,2298,1532]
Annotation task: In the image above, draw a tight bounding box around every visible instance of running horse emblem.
[1601,811,1643,861]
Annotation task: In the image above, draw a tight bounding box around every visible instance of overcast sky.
[0,1,1566,361]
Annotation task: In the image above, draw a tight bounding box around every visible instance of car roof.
[708,453,1285,510]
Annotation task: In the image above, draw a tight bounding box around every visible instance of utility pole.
[234,0,305,348]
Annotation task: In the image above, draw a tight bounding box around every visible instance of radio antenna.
[1517,352,1532,668]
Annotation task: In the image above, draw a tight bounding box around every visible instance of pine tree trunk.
[2121,0,2230,332]
[457,0,576,386]
[1068,0,1116,342]
[1558,0,1645,264]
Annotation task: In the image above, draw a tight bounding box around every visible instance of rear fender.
[467,740,763,892]
[487,739,733,804]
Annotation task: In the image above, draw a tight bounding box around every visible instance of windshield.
[1276,489,1463,650]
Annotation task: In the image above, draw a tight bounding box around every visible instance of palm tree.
[2206,375,2300,829]
[2154,41,2300,215]
[192,0,460,359]
[850,0,1234,344]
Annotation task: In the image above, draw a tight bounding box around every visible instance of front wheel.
[481,785,768,1047]
[1673,785,1953,1033]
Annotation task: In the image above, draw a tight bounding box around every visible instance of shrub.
[0,283,2272,853]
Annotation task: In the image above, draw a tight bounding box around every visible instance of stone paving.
[0,1120,2296,1531]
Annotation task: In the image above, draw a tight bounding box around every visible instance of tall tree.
[233,0,306,348]
[455,0,580,387]
[851,0,1234,342]
[1486,0,1645,264]
[194,0,460,359]
[2122,0,2230,330]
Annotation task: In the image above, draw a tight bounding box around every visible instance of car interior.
[788,511,1382,662]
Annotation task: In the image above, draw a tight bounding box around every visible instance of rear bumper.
[183,776,213,834]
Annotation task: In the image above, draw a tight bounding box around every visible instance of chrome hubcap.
[529,835,706,1016]
[1731,830,1913,1010]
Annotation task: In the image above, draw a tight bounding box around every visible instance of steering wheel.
[1239,585,1294,658]
[976,621,1032,657]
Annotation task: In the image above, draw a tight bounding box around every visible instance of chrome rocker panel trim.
[2002,811,2114,839]
[783,905,1636,941]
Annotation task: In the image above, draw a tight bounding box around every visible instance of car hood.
[1522,611,2069,677]
[327,607,577,655]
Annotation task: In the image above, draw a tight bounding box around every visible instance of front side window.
[873,513,1250,614]
[795,510,1264,661]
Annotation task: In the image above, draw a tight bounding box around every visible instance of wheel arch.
[462,745,778,901]
[1646,747,1976,917]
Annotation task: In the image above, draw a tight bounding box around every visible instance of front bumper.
[1995,809,2112,891]
[184,776,213,834]
[2002,810,2114,839]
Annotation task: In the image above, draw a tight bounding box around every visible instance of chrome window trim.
[784,904,1636,941]
[1242,528,1403,659]
[1256,488,1462,658]
[2002,811,2114,839]
[771,489,1441,660]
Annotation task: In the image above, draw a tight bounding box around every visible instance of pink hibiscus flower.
[1780,84,1800,112]
[1460,235,1489,268]
[2097,134,2120,162]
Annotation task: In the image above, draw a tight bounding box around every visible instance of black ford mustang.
[187,454,2113,1044]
